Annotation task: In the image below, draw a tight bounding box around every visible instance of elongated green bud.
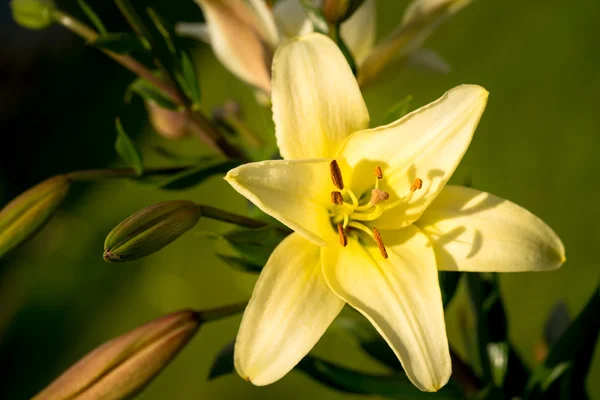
[104,200,202,262]
[33,310,201,400]
[0,175,70,259]
[10,0,56,30]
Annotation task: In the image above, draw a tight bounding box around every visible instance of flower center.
[328,160,422,259]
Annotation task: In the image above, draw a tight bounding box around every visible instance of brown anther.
[374,166,383,179]
[410,178,423,192]
[337,223,348,247]
[330,160,344,190]
[372,227,388,259]
[331,191,344,204]
[370,188,390,205]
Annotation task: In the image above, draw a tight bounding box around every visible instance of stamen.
[331,191,344,204]
[374,166,383,179]
[330,160,344,190]
[337,223,348,247]
[410,178,423,192]
[370,188,390,205]
[372,227,388,259]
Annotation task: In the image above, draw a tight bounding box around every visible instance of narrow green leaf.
[115,0,153,47]
[146,7,176,55]
[380,95,413,126]
[180,52,201,105]
[127,77,178,110]
[222,226,286,266]
[208,340,235,380]
[525,286,599,399]
[77,0,107,35]
[215,254,263,274]
[115,118,144,177]
[92,33,147,54]
[153,160,240,190]
[439,271,462,308]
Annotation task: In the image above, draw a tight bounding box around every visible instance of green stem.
[199,205,291,234]
[66,165,191,182]
[196,301,248,322]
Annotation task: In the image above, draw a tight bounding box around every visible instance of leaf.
[215,254,263,274]
[180,52,201,105]
[466,274,529,396]
[146,7,177,55]
[127,77,178,110]
[525,286,599,399]
[92,33,148,54]
[208,340,235,380]
[115,118,144,176]
[77,0,107,35]
[379,95,413,126]
[153,160,240,190]
[207,339,462,399]
[544,301,571,346]
[115,0,153,45]
[439,271,462,308]
[222,226,286,266]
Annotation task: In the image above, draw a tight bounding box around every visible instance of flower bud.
[146,101,190,140]
[10,0,56,30]
[104,201,202,262]
[0,175,70,259]
[323,0,365,24]
[33,310,200,400]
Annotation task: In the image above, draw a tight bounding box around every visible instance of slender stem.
[199,205,292,235]
[196,301,248,322]
[66,165,191,182]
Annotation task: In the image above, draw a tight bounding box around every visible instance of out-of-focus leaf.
[77,0,106,35]
[300,0,329,34]
[525,286,599,399]
[115,118,144,176]
[180,52,201,105]
[208,340,235,380]
[544,301,571,346]
[127,77,179,110]
[150,160,240,190]
[215,254,263,274]
[331,315,399,371]
[147,7,177,55]
[92,32,148,54]
[207,339,462,399]
[115,0,152,44]
[222,226,286,266]
[379,95,413,126]
[439,271,462,308]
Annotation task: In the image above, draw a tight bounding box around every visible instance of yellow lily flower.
[225,33,565,391]
[177,0,469,92]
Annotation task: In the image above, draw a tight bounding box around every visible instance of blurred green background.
[1,0,599,398]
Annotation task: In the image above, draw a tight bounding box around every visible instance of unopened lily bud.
[0,175,70,259]
[146,101,190,140]
[104,201,202,262]
[10,0,56,30]
[323,0,365,24]
[33,310,200,400]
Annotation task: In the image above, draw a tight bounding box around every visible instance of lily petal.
[195,0,275,92]
[272,33,370,160]
[339,84,488,229]
[417,185,566,272]
[340,0,377,65]
[225,159,337,245]
[235,233,344,385]
[321,226,450,392]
